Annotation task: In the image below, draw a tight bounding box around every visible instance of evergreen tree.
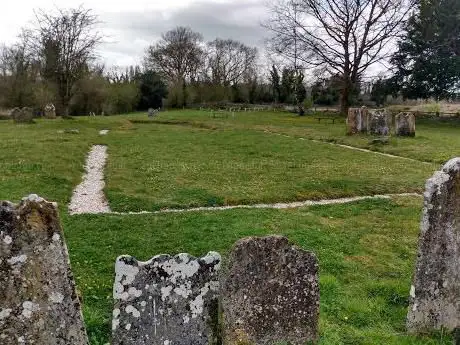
[392,0,460,99]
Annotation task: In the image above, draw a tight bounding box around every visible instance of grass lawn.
[0,111,457,344]
[151,109,460,164]
[103,117,435,212]
[64,196,451,344]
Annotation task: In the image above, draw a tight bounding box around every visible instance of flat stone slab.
[0,195,88,345]
[112,252,221,345]
[222,235,319,345]
[407,157,460,333]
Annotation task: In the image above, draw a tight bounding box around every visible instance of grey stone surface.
[395,112,416,137]
[112,252,221,345]
[44,103,56,119]
[12,107,34,123]
[222,235,319,345]
[407,157,460,334]
[148,108,159,118]
[0,194,88,345]
[347,107,369,134]
[368,109,391,136]
[9,108,21,119]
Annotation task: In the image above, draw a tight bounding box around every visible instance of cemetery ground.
[1,111,459,344]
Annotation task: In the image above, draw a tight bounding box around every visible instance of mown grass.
[103,117,435,212]
[64,197,451,344]
[0,112,456,344]
[150,109,460,164]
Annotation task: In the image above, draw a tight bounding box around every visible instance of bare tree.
[30,6,102,114]
[265,0,410,114]
[0,36,37,107]
[144,27,204,83]
[206,39,258,86]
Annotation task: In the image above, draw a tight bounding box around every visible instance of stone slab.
[222,235,319,345]
[112,252,221,345]
[407,158,460,333]
[0,195,88,345]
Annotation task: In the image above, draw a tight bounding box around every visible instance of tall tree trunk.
[340,82,350,116]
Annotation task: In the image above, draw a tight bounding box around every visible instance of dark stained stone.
[0,195,88,345]
[13,107,34,123]
[407,158,460,334]
[395,112,416,137]
[368,109,391,136]
[222,235,319,345]
[112,252,221,345]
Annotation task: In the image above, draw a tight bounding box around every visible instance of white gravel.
[99,129,109,135]
[108,193,421,216]
[68,145,111,215]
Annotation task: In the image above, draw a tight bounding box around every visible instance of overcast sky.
[0,0,270,67]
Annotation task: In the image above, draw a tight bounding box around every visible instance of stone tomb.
[0,195,88,345]
[347,107,369,134]
[112,252,221,345]
[222,235,319,345]
[407,157,460,334]
[395,112,415,137]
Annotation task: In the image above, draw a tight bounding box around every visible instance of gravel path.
[108,193,421,216]
[68,145,111,215]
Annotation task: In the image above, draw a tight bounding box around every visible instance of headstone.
[148,108,159,118]
[347,106,369,134]
[112,252,221,345]
[368,109,390,136]
[222,235,319,345]
[0,194,88,345]
[44,103,56,119]
[407,157,460,334]
[12,107,34,123]
[9,107,21,120]
[395,112,415,137]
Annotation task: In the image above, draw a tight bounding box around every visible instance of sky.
[0,0,270,68]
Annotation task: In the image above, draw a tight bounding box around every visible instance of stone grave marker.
[222,235,319,345]
[347,106,369,134]
[44,103,57,119]
[112,252,221,345]
[12,107,34,123]
[0,194,88,345]
[395,112,415,137]
[407,157,460,334]
[368,109,391,136]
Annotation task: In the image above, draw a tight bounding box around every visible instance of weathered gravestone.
[368,109,391,136]
[395,112,415,137]
[222,235,319,345]
[112,252,221,345]
[0,194,88,345]
[347,106,369,134]
[148,108,159,118]
[44,103,56,119]
[9,107,21,120]
[407,157,460,334]
[12,107,34,123]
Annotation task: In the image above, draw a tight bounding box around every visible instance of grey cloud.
[98,0,269,66]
